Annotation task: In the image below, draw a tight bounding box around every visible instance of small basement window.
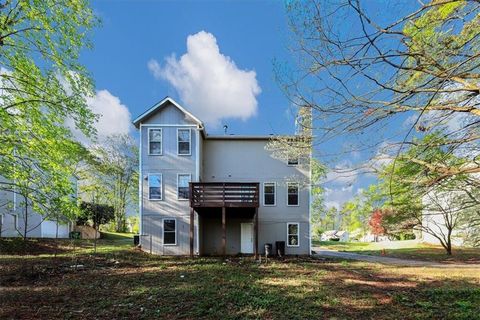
[287,223,299,247]
[163,219,176,245]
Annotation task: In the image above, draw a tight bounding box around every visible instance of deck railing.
[190,182,259,208]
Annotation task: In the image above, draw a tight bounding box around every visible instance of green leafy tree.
[0,1,98,229]
[79,134,138,232]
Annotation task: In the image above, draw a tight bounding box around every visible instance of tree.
[369,209,386,241]
[78,201,114,254]
[0,1,98,229]
[280,0,480,186]
[375,134,480,254]
[79,134,138,232]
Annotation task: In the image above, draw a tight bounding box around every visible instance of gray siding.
[138,100,310,256]
[203,140,310,255]
[139,102,200,255]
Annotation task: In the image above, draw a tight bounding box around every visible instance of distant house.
[133,97,311,256]
[321,230,349,242]
[0,176,77,238]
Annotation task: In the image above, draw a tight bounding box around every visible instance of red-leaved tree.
[369,209,386,238]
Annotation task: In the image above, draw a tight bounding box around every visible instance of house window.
[287,182,299,206]
[263,182,276,206]
[177,174,191,200]
[163,218,176,245]
[287,223,300,247]
[287,156,299,166]
[148,128,162,155]
[148,174,162,200]
[177,128,191,155]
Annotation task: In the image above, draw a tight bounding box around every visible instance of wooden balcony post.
[254,207,258,259]
[222,206,226,256]
[190,207,194,257]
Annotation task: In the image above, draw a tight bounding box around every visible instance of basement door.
[240,223,254,254]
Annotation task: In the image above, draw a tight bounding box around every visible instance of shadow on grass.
[1,247,479,319]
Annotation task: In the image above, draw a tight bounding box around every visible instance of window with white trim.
[177,174,191,200]
[287,156,299,166]
[287,223,299,247]
[177,128,191,155]
[163,218,176,245]
[287,182,299,206]
[263,182,276,206]
[148,174,162,200]
[148,128,162,155]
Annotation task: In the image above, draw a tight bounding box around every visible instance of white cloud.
[148,31,261,127]
[325,161,358,185]
[70,90,132,145]
[324,185,356,210]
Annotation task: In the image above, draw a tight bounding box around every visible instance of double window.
[287,223,300,247]
[163,218,176,245]
[177,128,191,155]
[148,174,162,200]
[263,182,276,206]
[287,182,299,206]
[148,128,162,155]
[177,174,191,200]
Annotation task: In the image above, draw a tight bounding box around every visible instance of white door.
[240,223,254,254]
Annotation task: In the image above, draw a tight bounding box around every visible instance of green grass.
[1,239,479,319]
[101,231,135,240]
[313,240,480,263]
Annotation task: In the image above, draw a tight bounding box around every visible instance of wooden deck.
[189,182,259,208]
[189,182,259,258]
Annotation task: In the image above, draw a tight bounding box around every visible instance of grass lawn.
[1,239,479,319]
[313,240,480,264]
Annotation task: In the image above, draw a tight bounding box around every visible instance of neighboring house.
[133,97,311,256]
[0,176,77,238]
[321,230,349,242]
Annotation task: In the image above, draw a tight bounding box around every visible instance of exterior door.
[240,223,254,254]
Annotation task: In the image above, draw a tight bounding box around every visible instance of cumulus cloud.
[70,90,132,145]
[148,31,261,127]
[325,161,358,185]
[324,186,356,210]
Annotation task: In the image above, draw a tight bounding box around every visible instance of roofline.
[204,135,294,141]
[132,97,204,128]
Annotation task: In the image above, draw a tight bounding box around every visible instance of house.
[0,176,77,238]
[133,97,311,256]
[321,230,349,242]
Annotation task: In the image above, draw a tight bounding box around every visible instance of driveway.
[312,247,480,268]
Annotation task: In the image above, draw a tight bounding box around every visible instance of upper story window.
[163,218,177,245]
[148,128,162,155]
[177,128,191,155]
[263,182,276,206]
[287,156,299,166]
[148,174,162,200]
[177,174,191,200]
[287,182,299,206]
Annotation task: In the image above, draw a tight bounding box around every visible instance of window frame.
[287,182,300,206]
[148,173,163,201]
[148,128,163,156]
[287,156,299,166]
[287,222,300,247]
[177,128,192,156]
[262,182,276,206]
[177,173,191,201]
[162,218,177,246]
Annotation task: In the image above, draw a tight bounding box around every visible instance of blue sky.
[79,1,417,211]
